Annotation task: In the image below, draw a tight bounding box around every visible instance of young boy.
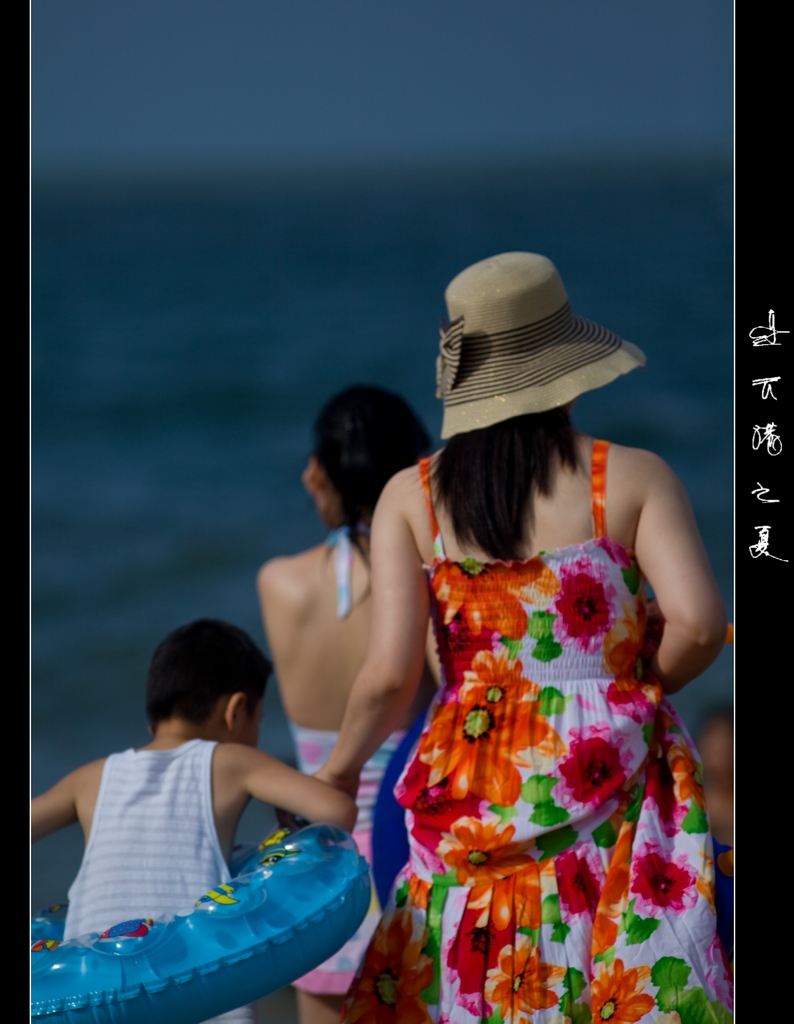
[31,619,357,1024]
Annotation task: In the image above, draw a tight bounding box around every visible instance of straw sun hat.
[436,252,646,438]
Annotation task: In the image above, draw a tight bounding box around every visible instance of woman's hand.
[314,764,360,801]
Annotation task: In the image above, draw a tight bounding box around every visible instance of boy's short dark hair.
[146,619,272,728]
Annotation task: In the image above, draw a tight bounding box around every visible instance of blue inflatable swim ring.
[31,823,370,1024]
[372,711,426,907]
[31,903,68,945]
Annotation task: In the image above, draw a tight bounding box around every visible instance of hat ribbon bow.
[435,316,465,398]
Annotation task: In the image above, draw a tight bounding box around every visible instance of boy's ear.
[222,692,249,733]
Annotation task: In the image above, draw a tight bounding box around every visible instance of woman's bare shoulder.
[379,453,444,508]
[606,442,681,493]
[257,544,327,609]
[376,462,433,527]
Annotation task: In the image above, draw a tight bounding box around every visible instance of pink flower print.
[594,536,634,569]
[556,845,603,920]
[630,844,697,918]
[553,558,616,653]
[705,935,734,1009]
[556,723,628,811]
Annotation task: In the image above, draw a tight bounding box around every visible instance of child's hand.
[275,807,309,832]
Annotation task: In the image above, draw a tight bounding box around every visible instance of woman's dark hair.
[146,619,272,728]
[313,385,430,533]
[433,409,577,562]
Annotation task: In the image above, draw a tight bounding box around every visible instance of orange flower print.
[591,958,655,1022]
[467,862,542,931]
[432,559,559,641]
[484,933,566,1023]
[420,647,562,805]
[592,820,635,955]
[669,740,706,809]
[346,908,434,1024]
[439,816,535,886]
[603,603,661,724]
[603,601,646,678]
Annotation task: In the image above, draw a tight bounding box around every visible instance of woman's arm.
[631,452,727,694]
[317,471,430,795]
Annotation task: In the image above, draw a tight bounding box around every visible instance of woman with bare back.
[257,385,438,1024]
[316,253,733,1022]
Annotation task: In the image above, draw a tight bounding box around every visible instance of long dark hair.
[433,409,577,562]
[313,385,430,540]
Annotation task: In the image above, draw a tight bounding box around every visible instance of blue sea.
[31,157,733,912]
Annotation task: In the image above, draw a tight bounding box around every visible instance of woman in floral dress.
[317,252,733,1023]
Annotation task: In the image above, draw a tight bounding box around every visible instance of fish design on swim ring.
[98,918,154,940]
[196,883,239,906]
[255,826,301,866]
[31,939,60,953]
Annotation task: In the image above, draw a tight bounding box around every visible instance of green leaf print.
[537,686,573,715]
[499,636,523,660]
[527,611,563,662]
[623,783,644,823]
[522,768,570,824]
[550,921,571,943]
[622,898,661,946]
[626,915,660,945]
[521,774,558,803]
[529,802,570,827]
[394,878,409,907]
[708,1001,733,1024]
[536,825,578,858]
[642,722,654,746]
[527,610,555,640]
[593,945,616,967]
[559,969,591,1023]
[488,804,517,825]
[460,557,485,576]
[663,985,727,1024]
[591,819,617,849]
[651,959,732,1022]
[533,636,563,662]
[483,1008,504,1024]
[563,967,587,1001]
[652,956,691,1010]
[681,802,709,834]
[517,926,540,945]
[420,885,447,1005]
[621,565,640,594]
[541,894,562,924]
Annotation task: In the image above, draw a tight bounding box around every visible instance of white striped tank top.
[64,738,257,1024]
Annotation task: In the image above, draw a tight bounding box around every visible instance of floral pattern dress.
[342,443,732,1024]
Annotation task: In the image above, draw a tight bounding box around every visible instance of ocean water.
[31,158,733,912]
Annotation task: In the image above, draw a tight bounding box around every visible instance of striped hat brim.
[438,303,645,438]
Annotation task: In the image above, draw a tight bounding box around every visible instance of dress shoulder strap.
[590,440,609,539]
[418,457,445,558]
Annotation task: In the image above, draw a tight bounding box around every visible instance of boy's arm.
[217,746,357,833]
[31,760,105,843]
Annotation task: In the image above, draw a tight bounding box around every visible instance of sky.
[32,0,732,173]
